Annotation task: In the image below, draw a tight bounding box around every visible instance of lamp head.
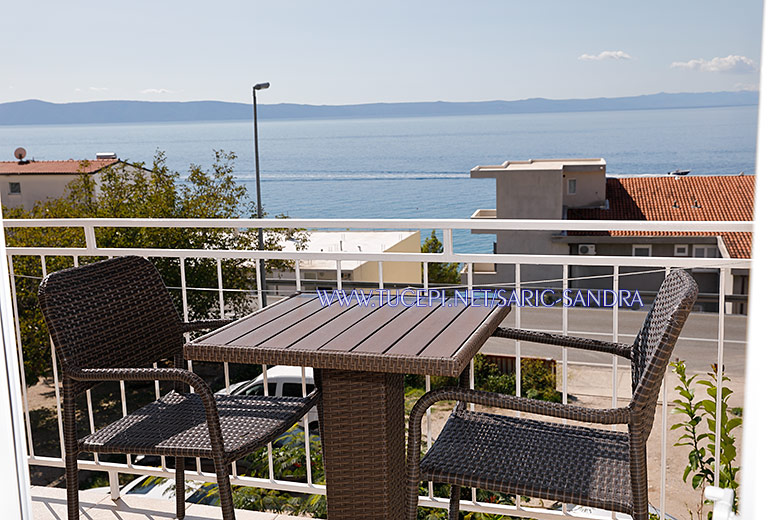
[253,82,270,90]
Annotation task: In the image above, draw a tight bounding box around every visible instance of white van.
[218,366,318,427]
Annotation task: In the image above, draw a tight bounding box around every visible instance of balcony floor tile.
[30,486,305,520]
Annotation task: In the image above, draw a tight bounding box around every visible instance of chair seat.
[420,409,633,514]
[79,391,317,460]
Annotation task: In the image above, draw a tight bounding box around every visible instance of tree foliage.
[421,230,461,285]
[4,150,307,385]
[671,360,741,519]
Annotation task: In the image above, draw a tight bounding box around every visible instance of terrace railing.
[3,217,752,519]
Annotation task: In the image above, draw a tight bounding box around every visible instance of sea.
[0,105,759,252]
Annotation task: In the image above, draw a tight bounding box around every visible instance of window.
[693,245,719,258]
[674,244,689,257]
[632,244,652,257]
[567,179,577,194]
[244,382,276,396]
[9,182,20,194]
[282,382,316,398]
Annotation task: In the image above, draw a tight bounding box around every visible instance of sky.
[0,1,765,105]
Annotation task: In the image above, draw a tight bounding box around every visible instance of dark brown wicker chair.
[407,269,698,520]
[38,256,320,520]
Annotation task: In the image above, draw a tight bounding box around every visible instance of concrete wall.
[562,170,606,207]
[1,174,79,210]
[351,231,422,284]
[1,164,145,211]
[476,171,568,286]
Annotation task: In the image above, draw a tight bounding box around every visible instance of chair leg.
[62,379,80,520]
[214,460,235,520]
[629,427,649,520]
[175,457,185,519]
[449,485,461,520]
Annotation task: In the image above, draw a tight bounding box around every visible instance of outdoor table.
[184,293,510,519]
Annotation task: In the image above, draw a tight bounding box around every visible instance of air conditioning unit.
[578,244,596,255]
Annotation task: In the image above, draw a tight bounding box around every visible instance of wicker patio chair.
[38,256,320,520]
[407,269,698,520]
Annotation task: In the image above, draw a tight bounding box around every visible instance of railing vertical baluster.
[562,265,568,410]
[714,267,726,487]
[467,262,476,505]
[217,258,225,319]
[295,259,301,293]
[263,364,275,481]
[179,257,202,474]
[660,266,671,520]
[422,261,433,498]
[515,264,522,512]
[40,256,66,460]
[216,260,236,475]
[612,266,620,443]
[256,259,265,307]
[84,224,97,252]
[302,367,313,485]
[109,470,120,500]
[442,228,453,258]
[561,266,568,516]
[151,361,165,471]
[515,264,522,401]
[7,257,35,457]
[118,379,131,465]
[336,260,342,290]
[378,261,384,290]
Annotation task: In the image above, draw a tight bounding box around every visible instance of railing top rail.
[3,245,751,268]
[2,217,754,233]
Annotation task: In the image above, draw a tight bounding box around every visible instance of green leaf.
[726,418,742,431]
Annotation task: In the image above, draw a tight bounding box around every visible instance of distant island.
[0,91,758,126]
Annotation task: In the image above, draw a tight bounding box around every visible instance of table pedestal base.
[319,369,405,520]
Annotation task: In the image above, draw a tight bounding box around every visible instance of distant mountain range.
[0,91,759,126]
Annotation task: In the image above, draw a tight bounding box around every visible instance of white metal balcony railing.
[2,217,752,520]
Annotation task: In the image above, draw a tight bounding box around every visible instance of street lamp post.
[253,82,270,307]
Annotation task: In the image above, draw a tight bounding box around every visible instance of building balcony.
[1,217,752,520]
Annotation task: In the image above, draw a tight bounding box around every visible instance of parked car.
[217,365,318,428]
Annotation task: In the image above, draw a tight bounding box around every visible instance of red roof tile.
[568,175,754,258]
[0,159,118,175]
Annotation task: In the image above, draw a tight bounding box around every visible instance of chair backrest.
[629,269,698,432]
[38,256,185,389]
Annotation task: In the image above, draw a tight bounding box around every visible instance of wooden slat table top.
[184,293,511,377]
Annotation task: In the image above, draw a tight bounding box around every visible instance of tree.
[421,230,461,285]
[4,150,307,385]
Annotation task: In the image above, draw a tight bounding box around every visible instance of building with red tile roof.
[0,156,145,211]
[568,175,754,259]
[0,158,118,176]
[468,159,753,313]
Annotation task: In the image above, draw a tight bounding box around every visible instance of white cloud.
[141,88,174,94]
[579,50,632,61]
[88,86,109,92]
[671,55,757,73]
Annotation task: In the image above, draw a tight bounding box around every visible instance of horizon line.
[0,89,760,107]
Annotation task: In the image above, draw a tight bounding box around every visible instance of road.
[480,307,747,374]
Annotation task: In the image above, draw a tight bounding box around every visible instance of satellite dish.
[14,147,27,160]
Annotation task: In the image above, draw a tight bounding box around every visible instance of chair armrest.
[410,387,631,428]
[493,327,632,359]
[182,319,233,333]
